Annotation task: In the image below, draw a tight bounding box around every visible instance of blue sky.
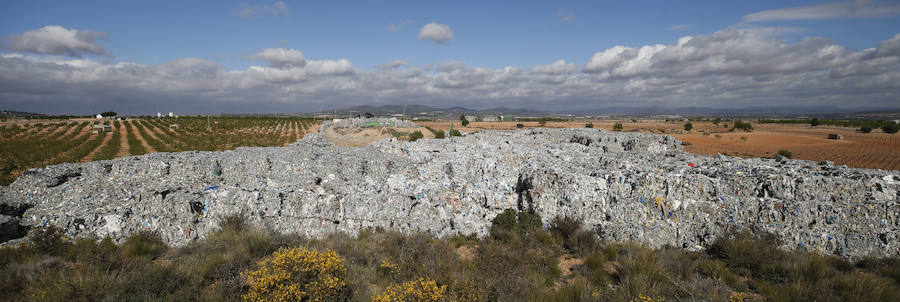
[1,0,900,114]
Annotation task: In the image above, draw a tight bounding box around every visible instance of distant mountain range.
[1,110,46,117]
[309,104,900,119]
[315,104,546,118]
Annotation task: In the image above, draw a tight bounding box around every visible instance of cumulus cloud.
[583,30,853,79]
[2,31,899,114]
[3,25,111,57]
[532,60,578,74]
[238,1,290,18]
[418,23,453,44]
[743,0,900,22]
[249,48,307,68]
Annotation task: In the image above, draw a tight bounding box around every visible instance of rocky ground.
[1,125,897,259]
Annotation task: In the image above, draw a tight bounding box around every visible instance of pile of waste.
[333,117,418,128]
[1,127,897,259]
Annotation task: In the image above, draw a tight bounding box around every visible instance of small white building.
[96,114,103,119]
[157,112,162,118]
[168,112,174,117]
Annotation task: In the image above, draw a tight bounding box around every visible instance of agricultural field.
[0,117,319,185]
[418,119,900,171]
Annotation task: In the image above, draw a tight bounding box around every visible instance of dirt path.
[116,122,131,157]
[135,120,172,150]
[128,121,156,153]
[82,130,114,162]
[44,124,70,138]
[146,120,168,135]
[58,123,82,138]
[39,126,97,166]
[144,120,185,149]
[10,126,41,140]
[294,121,303,142]
[69,123,93,141]
[32,123,63,137]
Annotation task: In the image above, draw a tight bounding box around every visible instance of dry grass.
[3,213,897,301]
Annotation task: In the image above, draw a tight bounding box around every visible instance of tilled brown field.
[0,117,319,185]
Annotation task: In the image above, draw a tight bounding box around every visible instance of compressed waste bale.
[1,127,897,260]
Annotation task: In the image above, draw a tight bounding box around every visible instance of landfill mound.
[1,128,898,259]
[324,118,432,147]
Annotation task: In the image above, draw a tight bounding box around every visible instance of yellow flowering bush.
[372,277,446,302]
[378,258,400,276]
[729,292,749,302]
[242,246,350,302]
[632,294,665,302]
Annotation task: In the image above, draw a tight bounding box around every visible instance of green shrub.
[707,232,787,280]
[810,118,820,126]
[548,216,599,255]
[489,209,545,246]
[449,129,462,137]
[612,247,673,299]
[26,226,69,256]
[883,124,899,134]
[585,123,594,128]
[516,123,524,129]
[433,130,445,139]
[408,131,424,142]
[732,121,753,131]
[684,122,693,131]
[777,149,793,159]
[833,272,900,301]
[860,126,872,133]
[613,123,623,131]
[121,231,168,259]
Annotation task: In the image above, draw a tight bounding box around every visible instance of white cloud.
[1,31,899,113]
[418,23,453,44]
[3,25,111,57]
[387,21,411,31]
[376,59,410,70]
[583,30,854,79]
[743,0,900,22]
[557,10,575,22]
[249,48,307,68]
[238,1,291,18]
[532,60,578,74]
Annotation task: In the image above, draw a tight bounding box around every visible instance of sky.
[1,0,900,115]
